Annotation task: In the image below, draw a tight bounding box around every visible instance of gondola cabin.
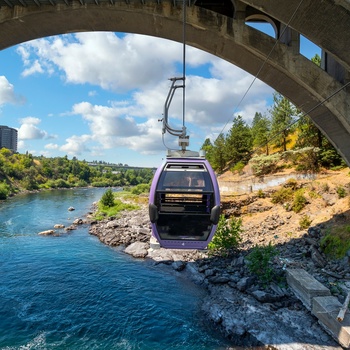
[149,154,220,249]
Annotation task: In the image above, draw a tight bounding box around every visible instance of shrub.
[284,178,298,190]
[257,189,265,198]
[0,181,10,200]
[321,183,330,193]
[282,147,319,172]
[271,187,293,204]
[100,188,115,207]
[208,215,243,256]
[249,154,280,176]
[292,190,307,213]
[299,215,312,229]
[246,243,279,284]
[131,183,150,195]
[336,186,346,198]
[231,161,245,174]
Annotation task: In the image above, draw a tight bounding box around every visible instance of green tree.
[251,112,271,155]
[211,133,227,173]
[100,189,115,207]
[200,138,214,165]
[225,115,253,166]
[270,92,298,152]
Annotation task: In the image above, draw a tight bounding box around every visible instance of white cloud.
[60,134,92,155]
[18,33,181,91]
[17,117,54,140]
[22,60,44,77]
[0,76,24,106]
[45,143,59,150]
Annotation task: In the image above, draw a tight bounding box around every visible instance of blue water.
[0,188,232,349]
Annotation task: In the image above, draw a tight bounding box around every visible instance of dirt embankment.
[218,167,350,250]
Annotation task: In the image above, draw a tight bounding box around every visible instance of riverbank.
[87,168,350,349]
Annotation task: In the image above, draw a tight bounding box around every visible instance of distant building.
[0,125,18,152]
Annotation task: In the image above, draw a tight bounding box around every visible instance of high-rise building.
[0,125,18,152]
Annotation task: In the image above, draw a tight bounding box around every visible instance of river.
[0,188,234,349]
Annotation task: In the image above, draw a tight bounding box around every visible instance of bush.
[282,147,319,172]
[336,186,346,198]
[292,190,307,213]
[231,161,245,174]
[208,215,243,255]
[100,188,115,207]
[284,178,298,190]
[131,183,150,195]
[271,187,293,204]
[0,181,11,200]
[249,154,280,176]
[257,189,265,198]
[246,243,279,284]
[299,215,312,229]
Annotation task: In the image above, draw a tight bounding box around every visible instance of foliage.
[131,183,150,195]
[284,178,299,190]
[271,187,294,204]
[320,225,350,259]
[0,181,11,200]
[200,88,343,174]
[336,186,346,198]
[270,92,299,152]
[230,161,245,173]
[208,215,243,256]
[299,215,312,229]
[257,189,265,198]
[246,243,279,284]
[225,115,253,167]
[0,150,154,198]
[251,112,271,155]
[292,190,307,213]
[100,188,115,207]
[211,133,227,173]
[249,154,280,176]
[282,147,320,172]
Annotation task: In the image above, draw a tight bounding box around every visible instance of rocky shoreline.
[87,201,348,350]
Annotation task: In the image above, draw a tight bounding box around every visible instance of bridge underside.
[0,0,349,165]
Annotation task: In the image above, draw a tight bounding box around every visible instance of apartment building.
[0,125,18,152]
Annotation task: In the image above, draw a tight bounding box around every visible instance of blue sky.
[0,29,320,167]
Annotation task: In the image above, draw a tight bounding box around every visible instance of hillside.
[218,166,350,254]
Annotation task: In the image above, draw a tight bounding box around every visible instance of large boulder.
[124,242,149,258]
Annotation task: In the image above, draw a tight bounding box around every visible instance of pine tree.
[251,112,271,155]
[270,92,298,152]
[225,115,253,166]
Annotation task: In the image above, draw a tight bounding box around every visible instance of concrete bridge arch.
[0,0,349,164]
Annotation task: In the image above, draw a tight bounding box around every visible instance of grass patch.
[115,191,149,205]
[320,225,350,259]
[93,191,141,220]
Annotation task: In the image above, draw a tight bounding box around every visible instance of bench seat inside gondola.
[157,191,211,215]
[155,191,213,240]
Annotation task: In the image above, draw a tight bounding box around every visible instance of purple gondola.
[149,153,220,250]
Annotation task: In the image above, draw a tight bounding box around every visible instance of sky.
[0,25,320,167]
